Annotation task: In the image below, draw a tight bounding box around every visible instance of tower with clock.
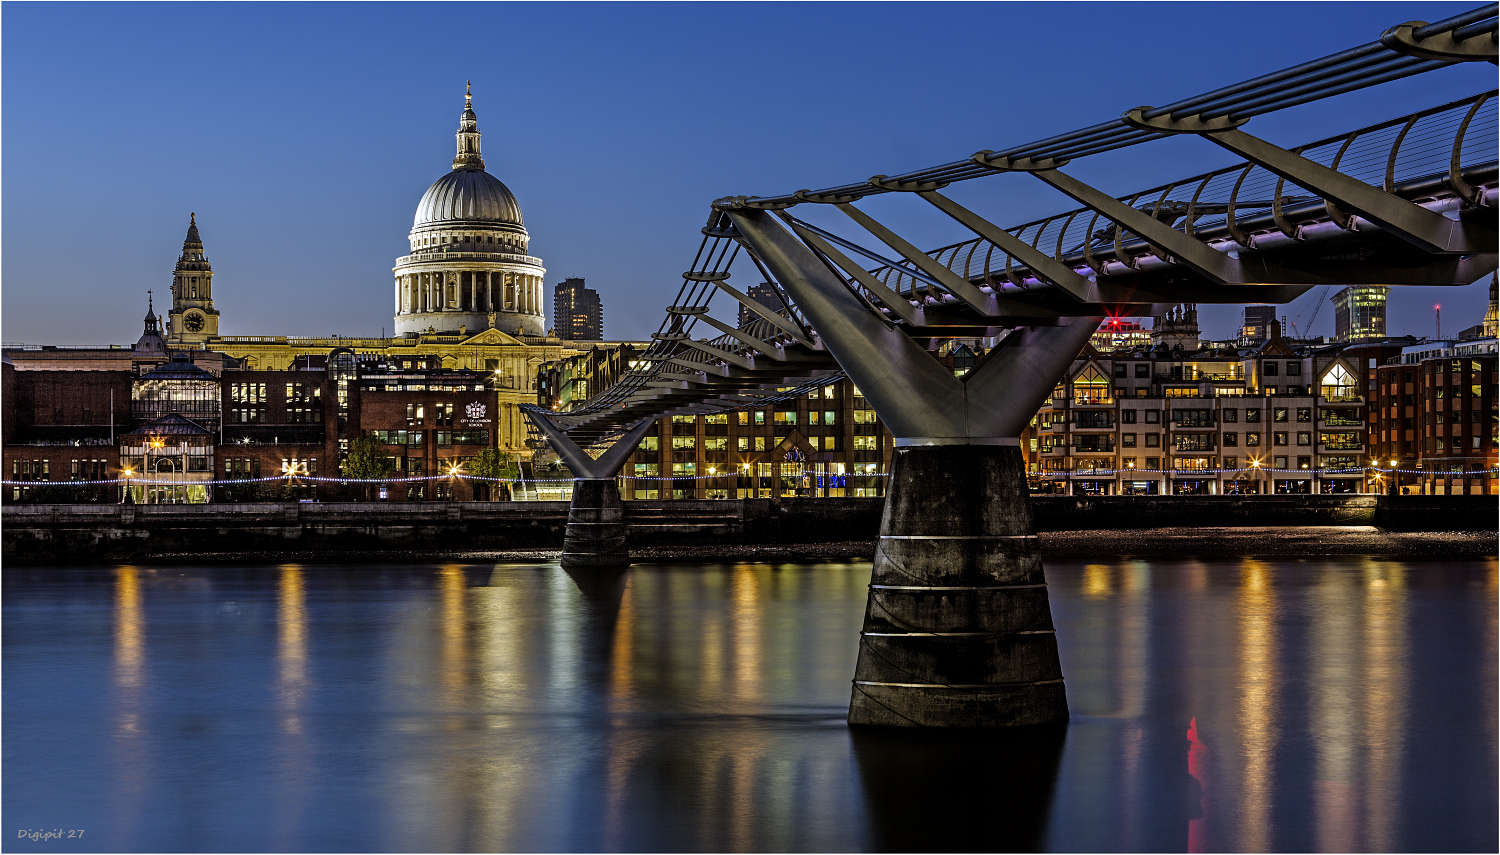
[167,213,220,345]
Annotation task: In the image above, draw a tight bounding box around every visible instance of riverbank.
[4,495,1494,565]
[18,527,1487,566]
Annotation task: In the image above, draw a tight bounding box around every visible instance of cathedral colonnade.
[393,268,545,321]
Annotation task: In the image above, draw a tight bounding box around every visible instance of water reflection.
[852,725,1066,852]
[4,558,1495,853]
[274,565,310,849]
[1362,562,1406,853]
[110,567,147,849]
[1236,559,1278,852]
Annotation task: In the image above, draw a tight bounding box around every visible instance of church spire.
[453,81,484,171]
[181,212,203,259]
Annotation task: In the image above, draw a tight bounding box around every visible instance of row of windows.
[413,233,523,248]
[1430,437,1499,451]
[407,403,456,425]
[229,405,323,424]
[367,429,490,447]
[1045,430,1364,450]
[1044,455,1328,473]
[644,433,880,453]
[222,458,320,477]
[1098,362,1305,380]
[1056,407,1346,426]
[70,459,108,480]
[632,461,885,478]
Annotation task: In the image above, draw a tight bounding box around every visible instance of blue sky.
[3,2,1493,345]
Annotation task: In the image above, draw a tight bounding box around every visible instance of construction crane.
[1289,285,1333,339]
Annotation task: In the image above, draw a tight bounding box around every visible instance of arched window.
[1320,364,1358,401]
[1073,366,1111,405]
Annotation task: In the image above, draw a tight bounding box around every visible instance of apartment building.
[1031,322,1370,495]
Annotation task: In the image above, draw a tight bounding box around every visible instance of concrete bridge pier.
[855,442,1064,726]
[525,415,655,569]
[728,208,1100,726]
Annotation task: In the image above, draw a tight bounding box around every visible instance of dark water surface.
[4,558,1496,853]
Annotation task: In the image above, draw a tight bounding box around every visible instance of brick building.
[1371,339,1498,494]
[3,335,511,503]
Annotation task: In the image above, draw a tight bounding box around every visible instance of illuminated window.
[1073,367,1111,405]
[1321,364,1358,401]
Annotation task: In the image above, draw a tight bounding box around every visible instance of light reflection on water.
[3,557,1496,853]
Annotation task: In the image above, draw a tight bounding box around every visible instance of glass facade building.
[1333,286,1390,343]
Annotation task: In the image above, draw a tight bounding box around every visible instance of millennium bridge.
[523,5,1499,728]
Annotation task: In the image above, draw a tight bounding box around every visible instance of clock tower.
[167,213,220,344]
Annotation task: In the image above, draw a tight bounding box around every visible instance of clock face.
[183,313,205,332]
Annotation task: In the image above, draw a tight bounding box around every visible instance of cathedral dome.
[393,83,546,340]
[413,168,523,228]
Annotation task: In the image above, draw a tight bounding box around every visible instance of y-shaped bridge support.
[729,209,1100,727]
[526,414,655,569]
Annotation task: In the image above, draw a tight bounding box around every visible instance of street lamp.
[447,461,464,501]
[281,458,309,499]
[144,436,172,503]
[121,467,134,504]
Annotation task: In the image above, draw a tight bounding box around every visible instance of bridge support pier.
[851,443,1064,726]
[728,208,1099,727]
[524,415,654,570]
[562,479,630,569]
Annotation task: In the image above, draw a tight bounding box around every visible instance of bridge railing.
[864,91,1497,299]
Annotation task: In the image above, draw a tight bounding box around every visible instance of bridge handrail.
[863,91,1498,298]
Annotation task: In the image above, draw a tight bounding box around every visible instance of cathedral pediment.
[460,328,525,347]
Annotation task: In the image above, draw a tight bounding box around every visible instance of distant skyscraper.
[1240,304,1276,343]
[737,282,782,328]
[553,277,602,340]
[1332,286,1389,342]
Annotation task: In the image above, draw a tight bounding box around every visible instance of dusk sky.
[3,2,1494,346]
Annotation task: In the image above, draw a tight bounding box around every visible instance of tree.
[342,435,395,501]
[468,447,516,501]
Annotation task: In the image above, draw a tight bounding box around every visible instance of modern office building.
[552,278,604,341]
[1333,286,1390,342]
[1240,304,1277,344]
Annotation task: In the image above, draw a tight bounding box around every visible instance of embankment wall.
[2,495,1491,564]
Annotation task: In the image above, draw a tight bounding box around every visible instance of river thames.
[5,557,1496,852]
